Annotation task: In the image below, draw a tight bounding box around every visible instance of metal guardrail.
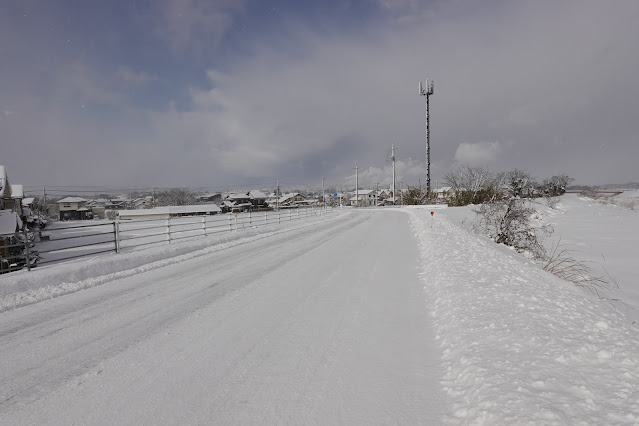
[1,206,333,273]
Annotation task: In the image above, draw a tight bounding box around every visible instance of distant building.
[277,193,306,207]
[0,166,23,216]
[57,197,92,220]
[349,190,376,207]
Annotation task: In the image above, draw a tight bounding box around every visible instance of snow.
[0,203,638,423]
[0,210,21,235]
[540,192,639,321]
[408,208,639,424]
[56,196,87,203]
[21,197,35,207]
[441,191,639,323]
[10,184,23,199]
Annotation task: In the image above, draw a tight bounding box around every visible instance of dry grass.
[542,239,619,298]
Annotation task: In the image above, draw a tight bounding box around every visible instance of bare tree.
[505,169,537,199]
[403,186,436,205]
[540,174,574,197]
[444,165,495,206]
[155,189,196,206]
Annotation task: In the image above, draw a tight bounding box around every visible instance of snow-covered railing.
[116,206,329,252]
[13,206,332,271]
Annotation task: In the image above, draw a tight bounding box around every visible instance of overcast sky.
[2,0,638,192]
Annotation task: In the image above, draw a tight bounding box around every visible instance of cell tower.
[419,77,434,193]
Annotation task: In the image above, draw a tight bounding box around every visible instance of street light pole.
[355,166,358,208]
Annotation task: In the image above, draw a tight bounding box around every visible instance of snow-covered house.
[132,196,153,209]
[266,192,278,206]
[248,190,268,208]
[349,190,376,207]
[436,187,454,200]
[277,193,305,207]
[221,192,253,212]
[377,189,390,199]
[0,166,23,216]
[105,198,130,210]
[57,197,91,221]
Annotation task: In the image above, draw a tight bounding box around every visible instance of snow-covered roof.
[248,190,267,199]
[227,193,250,200]
[277,193,303,203]
[196,193,221,199]
[22,197,35,207]
[0,210,21,235]
[351,189,375,196]
[10,184,23,199]
[57,197,87,203]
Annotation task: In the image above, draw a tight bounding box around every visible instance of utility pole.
[391,144,396,205]
[419,77,434,193]
[355,166,358,208]
[276,179,280,210]
[375,181,379,206]
[321,176,325,208]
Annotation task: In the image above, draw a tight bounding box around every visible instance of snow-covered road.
[0,210,446,424]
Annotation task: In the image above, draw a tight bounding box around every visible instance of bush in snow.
[473,198,551,259]
[473,170,550,259]
[403,186,437,205]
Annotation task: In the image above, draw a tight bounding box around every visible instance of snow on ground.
[0,206,638,424]
[408,208,639,424]
[0,209,341,313]
[0,210,446,424]
[538,192,639,320]
[440,192,639,324]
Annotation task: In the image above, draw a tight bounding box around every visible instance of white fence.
[3,207,333,272]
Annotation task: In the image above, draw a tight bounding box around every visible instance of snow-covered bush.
[473,198,551,259]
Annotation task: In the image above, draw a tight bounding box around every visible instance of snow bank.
[407,208,639,425]
[0,211,345,313]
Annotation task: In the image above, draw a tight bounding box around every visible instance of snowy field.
[0,204,638,424]
[442,191,639,323]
